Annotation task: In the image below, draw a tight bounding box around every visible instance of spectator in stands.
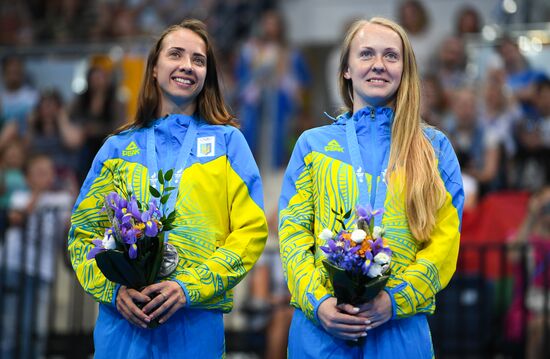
[396,0,440,74]
[455,6,482,36]
[430,35,472,95]
[0,139,27,232]
[420,73,449,129]
[446,88,503,196]
[235,10,310,358]
[496,36,547,117]
[235,8,311,170]
[70,59,126,183]
[509,187,550,359]
[0,55,38,139]
[26,89,83,194]
[1,154,73,359]
[513,77,550,191]
[480,68,521,158]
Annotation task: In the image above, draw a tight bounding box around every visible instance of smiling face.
[153,28,207,116]
[344,23,404,112]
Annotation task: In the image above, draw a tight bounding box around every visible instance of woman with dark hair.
[70,63,125,182]
[69,19,268,358]
[279,17,464,357]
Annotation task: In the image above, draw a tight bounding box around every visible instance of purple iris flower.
[121,227,138,245]
[356,204,384,225]
[361,251,374,275]
[128,243,138,259]
[86,239,106,260]
[141,211,159,237]
[127,196,142,219]
[371,237,392,257]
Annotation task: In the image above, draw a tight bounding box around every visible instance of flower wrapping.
[87,170,178,326]
[320,204,392,306]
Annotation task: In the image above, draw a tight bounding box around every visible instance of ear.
[153,65,158,79]
[343,67,351,80]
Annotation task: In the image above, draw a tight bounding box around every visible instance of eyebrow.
[168,47,206,57]
[360,46,400,52]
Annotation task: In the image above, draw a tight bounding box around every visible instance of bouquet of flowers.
[87,170,179,326]
[320,204,392,305]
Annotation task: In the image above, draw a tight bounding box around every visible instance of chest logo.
[325,139,344,152]
[122,141,140,156]
[197,136,215,157]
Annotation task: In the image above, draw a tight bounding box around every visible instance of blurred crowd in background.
[0,0,550,358]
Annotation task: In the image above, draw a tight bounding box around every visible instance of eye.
[193,56,206,66]
[359,49,374,59]
[385,52,399,61]
[168,50,181,58]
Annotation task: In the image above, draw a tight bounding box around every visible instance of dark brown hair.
[116,18,236,134]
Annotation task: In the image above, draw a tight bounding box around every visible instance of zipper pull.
[370,107,375,120]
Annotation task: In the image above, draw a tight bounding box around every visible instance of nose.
[179,56,193,74]
[372,55,385,74]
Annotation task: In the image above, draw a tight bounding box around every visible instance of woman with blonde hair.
[279,17,464,357]
[69,19,267,358]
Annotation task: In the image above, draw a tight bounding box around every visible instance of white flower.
[318,229,334,241]
[102,230,116,250]
[374,252,390,265]
[351,229,367,243]
[367,263,383,278]
[373,226,385,239]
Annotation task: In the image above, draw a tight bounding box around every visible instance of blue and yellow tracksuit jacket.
[279,106,464,325]
[69,114,268,312]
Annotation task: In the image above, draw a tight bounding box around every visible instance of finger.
[148,295,175,320]
[118,301,149,328]
[141,283,167,297]
[142,292,166,314]
[330,330,367,341]
[328,322,368,333]
[125,288,152,303]
[332,312,371,325]
[337,303,360,315]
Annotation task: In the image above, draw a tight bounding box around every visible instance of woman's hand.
[352,291,392,330]
[116,286,152,328]
[141,281,187,324]
[317,297,369,341]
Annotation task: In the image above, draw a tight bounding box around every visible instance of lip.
[171,76,196,87]
[366,77,389,83]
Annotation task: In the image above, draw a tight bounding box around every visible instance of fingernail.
[159,319,164,324]
[361,333,367,337]
[364,320,371,325]
[141,324,147,329]
[353,307,360,313]
[144,317,150,323]
[366,326,372,331]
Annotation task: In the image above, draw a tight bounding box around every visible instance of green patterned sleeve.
[279,134,332,325]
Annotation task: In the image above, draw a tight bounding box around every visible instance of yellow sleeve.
[175,131,268,306]
[385,192,461,318]
[279,138,331,325]
[68,152,119,306]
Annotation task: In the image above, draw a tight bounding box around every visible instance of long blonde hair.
[116,19,236,134]
[338,17,446,242]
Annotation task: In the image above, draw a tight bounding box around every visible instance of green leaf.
[149,186,161,198]
[160,194,170,205]
[158,170,165,185]
[331,208,339,215]
[343,209,352,219]
[164,169,173,182]
[164,186,176,192]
